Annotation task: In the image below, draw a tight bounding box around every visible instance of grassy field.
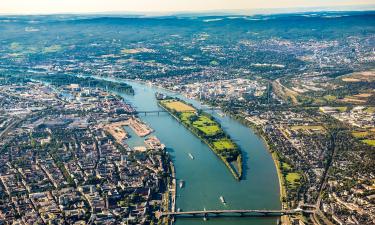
[210,60,219,66]
[334,106,348,112]
[161,100,196,112]
[341,70,375,82]
[192,115,221,136]
[180,112,194,123]
[341,95,368,104]
[352,131,370,138]
[323,95,337,101]
[362,139,375,146]
[282,162,292,171]
[179,111,221,136]
[286,173,301,187]
[213,139,236,150]
[365,107,375,113]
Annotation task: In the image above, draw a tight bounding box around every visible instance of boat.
[220,196,226,204]
[217,112,225,117]
[188,153,194,160]
[179,180,184,189]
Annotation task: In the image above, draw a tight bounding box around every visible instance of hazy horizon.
[0,0,374,15]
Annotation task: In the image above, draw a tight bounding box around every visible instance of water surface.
[111,80,280,225]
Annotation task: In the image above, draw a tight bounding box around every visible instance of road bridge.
[157,208,315,218]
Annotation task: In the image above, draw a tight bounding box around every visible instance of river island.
[156,94,243,180]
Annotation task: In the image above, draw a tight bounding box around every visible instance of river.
[96,78,281,224]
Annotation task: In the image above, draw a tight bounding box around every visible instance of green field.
[352,131,370,138]
[365,107,375,113]
[210,60,219,66]
[282,162,292,171]
[213,139,236,150]
[161,100,196,112]
[286,172,301,187]
[334,107,348,112]
[323,95,337,101]
[192,115,221,136]
[362,139,375,146]
[180,112,194,123]
[179,112,221,136]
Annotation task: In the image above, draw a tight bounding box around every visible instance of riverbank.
[159,157,176,225]
[158,98,242,180]
[224,112,288,205]
[215,108,293,224]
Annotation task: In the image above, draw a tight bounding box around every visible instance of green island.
[157,96,242,180]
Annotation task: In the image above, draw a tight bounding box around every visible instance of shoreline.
[253,123,292,224]
[168,160,176,225]
[118,112,175,225]
[260,133,287,209]
[224,112,288,210]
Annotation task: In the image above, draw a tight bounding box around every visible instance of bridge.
[157,208,315,218]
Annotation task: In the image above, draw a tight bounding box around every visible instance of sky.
[0,0,374,15]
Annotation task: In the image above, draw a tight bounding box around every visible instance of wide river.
[105,78,280,225]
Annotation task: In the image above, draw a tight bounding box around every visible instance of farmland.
[352,129,375,147]
[162,100,196,112]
